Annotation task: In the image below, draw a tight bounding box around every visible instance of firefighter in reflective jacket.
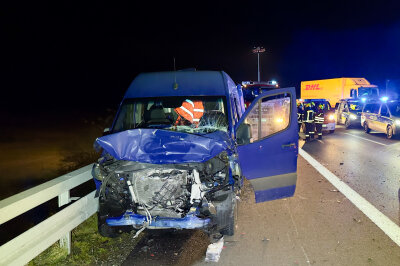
[315,103,325,139]
[175,99,204,126]
[297,102,304,133]
[304,102,315,141]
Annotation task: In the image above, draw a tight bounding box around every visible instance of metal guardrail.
[0,164,98,266]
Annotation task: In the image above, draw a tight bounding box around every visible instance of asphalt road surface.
[123,125,400,265]
[302,125,400,226]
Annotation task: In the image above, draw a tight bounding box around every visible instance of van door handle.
[282,143,296,149]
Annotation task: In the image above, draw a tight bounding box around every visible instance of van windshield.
[112,96,228,135]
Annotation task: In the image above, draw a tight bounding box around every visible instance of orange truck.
[300,78,379,107]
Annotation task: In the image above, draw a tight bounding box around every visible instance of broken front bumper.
[106,212,211,229]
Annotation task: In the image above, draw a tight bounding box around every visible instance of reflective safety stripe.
[179,106,193,118]
[175,100,204,125]
[185,99,194,107]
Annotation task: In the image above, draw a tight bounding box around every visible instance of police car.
[335,98,364,129]
[361,99,400,139]
[303,99,336,133]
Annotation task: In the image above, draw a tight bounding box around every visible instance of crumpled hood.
[95,129,232,164]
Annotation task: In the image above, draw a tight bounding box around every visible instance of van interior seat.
[144,105,169,123]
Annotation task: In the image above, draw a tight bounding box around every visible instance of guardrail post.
[58,191,71,254]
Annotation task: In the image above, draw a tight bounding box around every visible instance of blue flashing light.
[380,96,389,102]
[361,97,367,102]
[271,80,277,85]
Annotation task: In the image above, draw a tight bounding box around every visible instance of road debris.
[329,189,339,192]
[205,237,224,262]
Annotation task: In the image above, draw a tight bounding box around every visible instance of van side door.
[235,88,298,203]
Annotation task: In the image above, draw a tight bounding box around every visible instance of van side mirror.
[236,123,251,145]
[103,128,111,136]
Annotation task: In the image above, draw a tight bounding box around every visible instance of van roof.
[123,70,235,99]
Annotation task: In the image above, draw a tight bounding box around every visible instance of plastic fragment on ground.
[205,237,224,262]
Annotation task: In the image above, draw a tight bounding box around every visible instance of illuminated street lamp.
[252,46,266,82]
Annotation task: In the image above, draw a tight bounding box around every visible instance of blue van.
[92,70,298,238]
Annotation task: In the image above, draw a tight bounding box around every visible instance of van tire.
[98,213,119,238]
[364,122,370,133]
[387,125,394,139]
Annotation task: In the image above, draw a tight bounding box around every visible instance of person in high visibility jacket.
[304,102,315,141]
[175,99,204,126]
[315,103,325,139]
[297,102,304,133]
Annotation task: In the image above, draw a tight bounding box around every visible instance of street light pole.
[252,46,266,82]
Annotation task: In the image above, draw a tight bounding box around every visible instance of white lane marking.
[299,148,400,247]
[300,245,311,266]
[344,133,387,146]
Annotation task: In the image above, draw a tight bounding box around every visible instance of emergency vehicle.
[361,99,400,139]
[301,78,379,107]
[92,70,298,239]
[302,99,336,133]
[335,98,364,128]
[242,80,279,108]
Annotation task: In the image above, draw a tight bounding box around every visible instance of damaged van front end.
[93,129,239,237]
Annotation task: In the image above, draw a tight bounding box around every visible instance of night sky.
[2,1,400,116]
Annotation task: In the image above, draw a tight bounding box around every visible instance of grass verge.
[28,214,143,265]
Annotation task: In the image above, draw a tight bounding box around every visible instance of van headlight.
[92,163,106,181]
[328,114,335,121]
[395,120,400,125]
[350,114,357,120]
